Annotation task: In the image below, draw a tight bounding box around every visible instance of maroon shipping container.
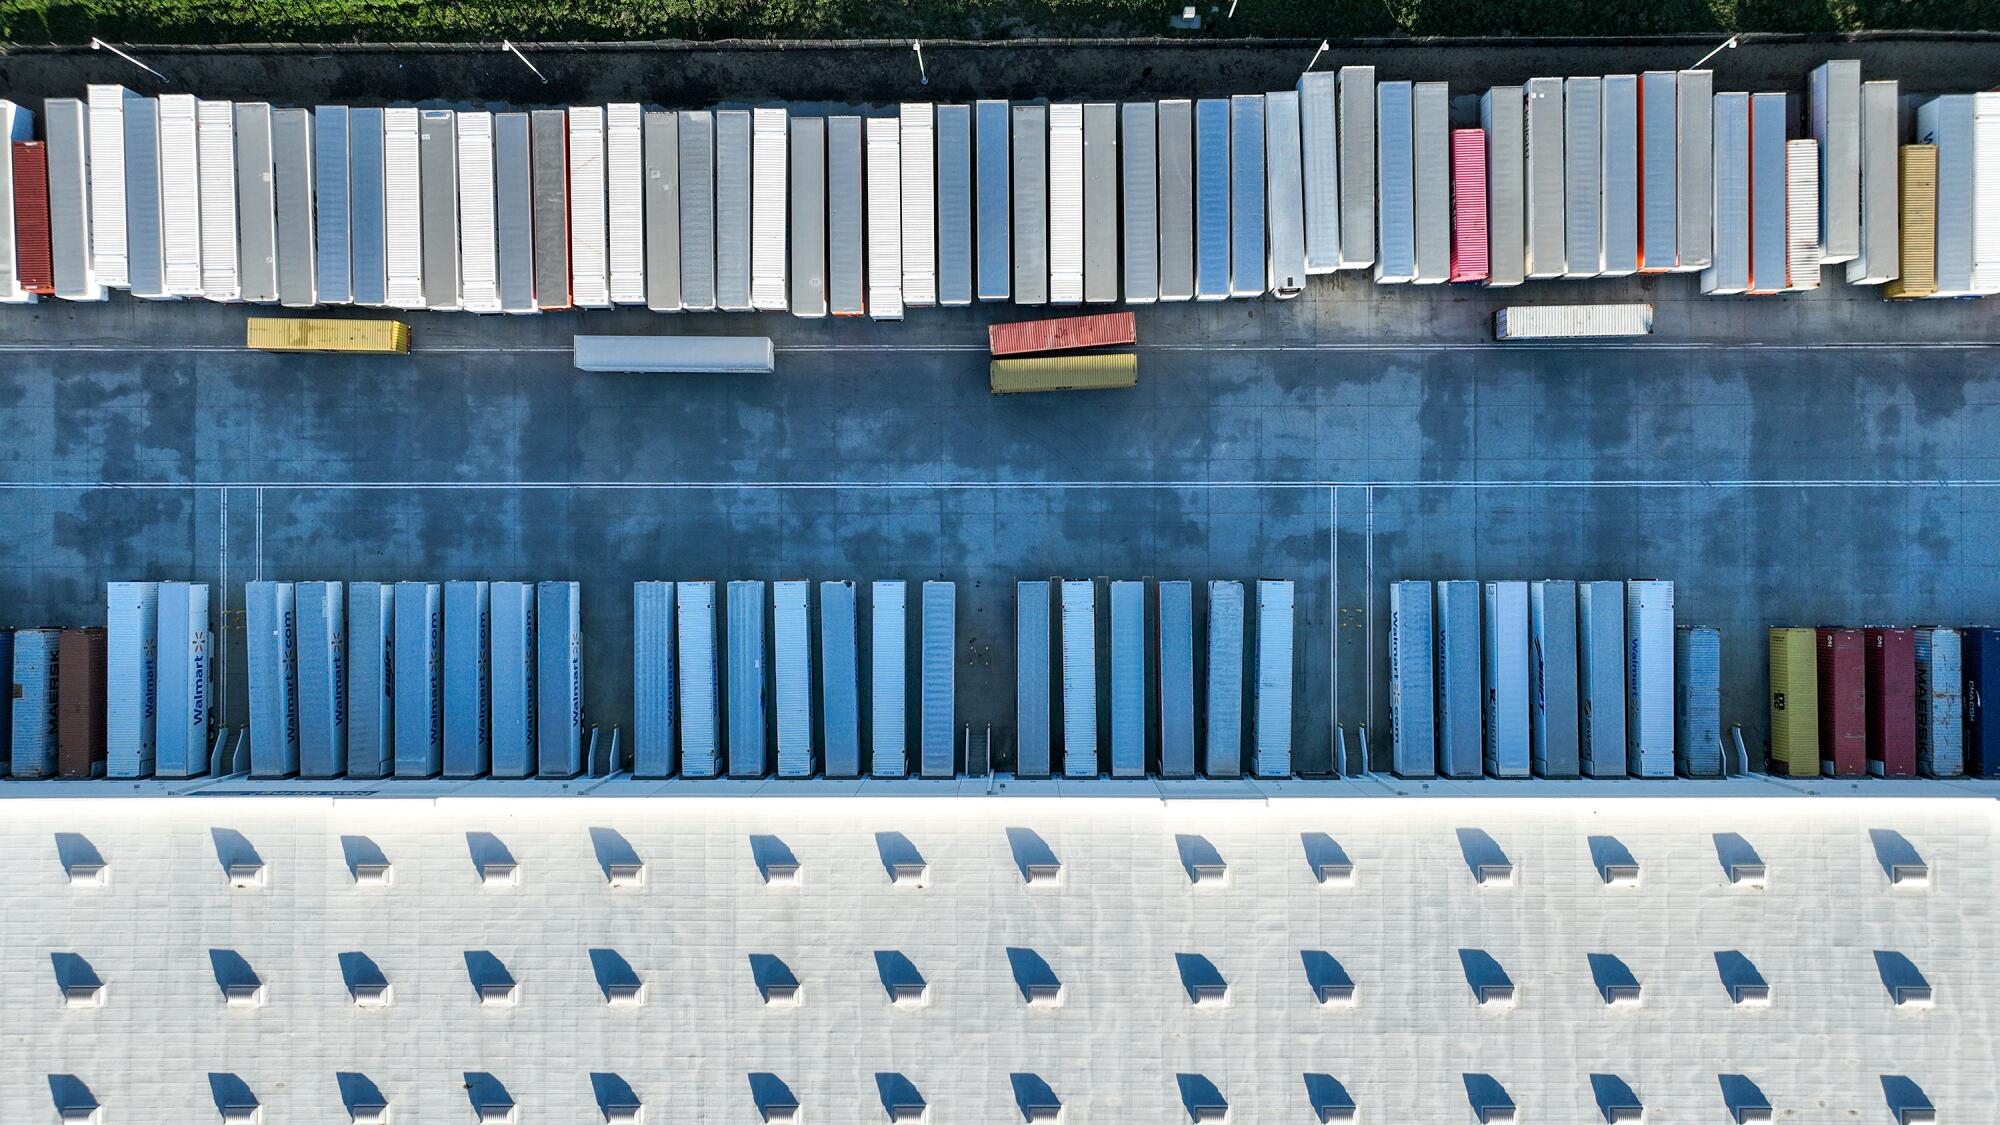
[1865,627,1918,777]
[988,312,1137,357]
[1817,627,1867,777]
[11,141,53,295]
[56,627,107,779]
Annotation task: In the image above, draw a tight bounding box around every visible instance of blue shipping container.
[442,580,491,777]
[1963,627,2000,778]
[676,581,721,777]
[10,629,58,777]
[1253,578,1294,777]
[345,582,394,779]
[535,581,582,778]
[1434,580,1482,778]
[154,582,212,779]
[246,581,300,778]
[1206,579,1245,777]
[489,582,536,778]
[725,580,767,777]
[921,580,956,777]
[1016,580,1053,778]
[775,580,815,777]
[1109,580,1146,777]
[105,581,159,778]
[392,581,443,778]
[1915,628,1963,777]
[1060,579,1098,777]
[295,581,347,778]
[1157,580,1196,778]
[632,581,675,778]
[871,581,908,777]
[820,581,861,777]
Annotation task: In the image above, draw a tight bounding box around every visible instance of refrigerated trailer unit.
[1818,626,1867,777]
[1410,82,1449,285]
[1639,72,1677,271]
[1158,99,1195,301]
[530,109,571,310]
[1529,579,1580,778]
[1253,579,1294,778]
[1336,66,1376,269]
[632,582,674,778]
[1768,627,1819,777]
[1865,627,1917,778]
[87,85,131,288]
[1206,580,1245,778]
[1481,87,1525,287]
[537,581,583,778]
[1297,71,1340,274]
[569,106,611,308]
[900,102,937,308]
[1016,580,1052,778]
[1626,579,1675,778]
[457,111,502,313]
[1082,102,1118,304]
[1434,580,1481,779]
[872,580,909,777]
[1228,94,1266,298]
[44,100,100,302]
[920,581,956,778]
[828,115,864,316]
[1600,74,1639,277]
[1482,581,1529,778]
[677,110,716,311]
[1786,139,1824,289]
[272,107,319,308]
[1577,580,1627,778]
[820,581,860,777]
[246,581,299,778]
[296,582,345,779]
[1562,77,1603,278]
[347,107,384,306]
[1010,104,1048,306]
[789,114,827,317]
[1450,129,1490,283]
[494,115,536,313]
[1675,69,1715,271]
[311,105,351,304]
[1675,626,1722,778]
[159,95,203,297]
[442,580,491,778]
[937,103,973,307]
[1913,627,1962,777]
[125,96,167,300]
[1060,579,1097,777]
[381,107,423,309]
[1849,81,1901,286]
[1048,102,1083,304]
[1388,580,1436,778]
[392,582,443,779]
[1121,101,1159,303]
[1748,92,1789,294]
[642,111,681,314]
[607,103,646,305]
[192,99,237,302]
[1374,82,1416,284]
[751,105,788,312]
[677,581,720,777]
[345,583,393,779]
[1811,60,1862,264]
[1194,98,1230,300]
[866,115,904,319]
[1158,580,1196,778]
[155,583,213,778]
[1702,93,1751,295]
[1265,90,1306,297]
[1523,77,1565,278]
[975,99,1011,302]
[106,582,159,778]
[417,109,458,310]
[774,580,813,777]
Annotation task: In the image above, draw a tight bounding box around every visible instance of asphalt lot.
[1,39,1998,775]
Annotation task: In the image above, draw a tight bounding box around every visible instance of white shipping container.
[899,103,936,307]
[1297,71,1340,274]
[457,111,501,313]
[1264,89,1307,297]
[1121,101,1159,303]
[1482,87,1526,288]
[1974,92,2000,294]
[1523,77,1565,278]
[1675,69,1715,271]
[1625,579,1676,778]
[87,84,131,288]
[1335,66,1376,269]
[1848,80,1901,286]
[1918,95,1976,297]
[569,106,611,308]
[751,106,788,312]
[1410,81,1449,284]
[1049,103,1084,304]
[0,102,32,305]
[382,107,425,309]
[1563,77,1603,278]
[606,103,646,305]
[1701,93,1751,295]
[1600,75,1639,277]
[1748,92,1788,294]
[158,94,203,297]
[45,99,104,301]
[1638,72,1677,272]
[1786,139,1823,290]
[865,115,903,320]
[1228,93,1265,298]
[1810,60,1862,265]
[1495,303,1653,339]
[196,99,239,301]
[234,102,278,304]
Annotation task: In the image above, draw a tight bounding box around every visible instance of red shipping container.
[988,312,1136,357]
[1448,128,1488,283]
[1865,627,1918,777]
[1816,627,1867,777]
[11,141,53,295]
[56,627,107,779]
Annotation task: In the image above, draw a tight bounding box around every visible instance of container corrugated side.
[346,106,383,306]
[1060,579,1098,777]
[391,581,443,779]
[820,581,861,777]
[56,629,108,779]
[535,581,583,778]
[1600,75,1639,277]
[416,109,459,311]
[1785,139,1823,290]
[10,630,58,778]
[568,106,611,308]
[675,582,720,777]
[1373,82,1416,284]
[642,110,682,314]
[899,103,937,307]
[1228,94,1266,298]
[789,114,827,318]
[12,141,53,296]
[865,116,904,320]
[272,107,319,308]
[1015,580,1053,778]
[975,100,1011,302]
[1335,66,1376,269]
[457,111,501,313]
[235,102,278,303]
[1157,580,1196,778]
[1253,579,1295,778]
[1109,580,1146,778]
[344,583,393,779]
[1674,625,1723,777]
[1625,579,1675,778]
[1522,77,1565,278]
[1388,581,1436,778]
[1701,93,1751,295]
[774,580,814,777]
[1848,81,1901,286]
[442,580,492,778]
[1048,103,1084,305]
[246,581,300,778]
[87,85,130,288]
[1968,628,2000,777]
[828,115,865,316]
[311,105,352,305]
[1480,88,1525,288]
[124,97,167,300]
[1577,581,1627,778]
[1865,627,1917,778]
[1767,627,1819,777]
[1193,98,1231,300]
[936,104,973,307]
[1082,102,1119,304]
[678,110,717,312]
[1434,580,1481,778]
[1675,69,1715,271]
[571,335,773,374]
[1206,580,1245,778]
[530,109,572,310]
[295,582,346,779]
[45,100,103,301]
[1410,82,1449,285]
[159,94,204,297]
[871,581,909,777]
[1817,626,1867,777]
[920,580,956,778]
[1884,145,1937,299]
[1450,128,1489,282]
[1747,92,1790,295]
[607,103,646,305]
[751,105,789,312]
[1157,99,1195,301]
[1497,304,1653,338]
[1297,71,1340,274]
[1121,101,1159,303]
[1971,92,2000,294]
[1529,580,1580,778]
[105,581,159,778]
[380,107,423,309]
[1913,627,1962,777]
[1639,72,1677,272]
[1481,581,1529,778]
[1011,104,1049,306]
[1810,60,1862,264]
[1562,78,1603,278]
[632,582,675,778]
[1264,90,1307,297]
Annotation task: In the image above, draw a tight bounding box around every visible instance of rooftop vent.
[1006,828,1063,886]
[1464,1075,1515,1125]
[1714,833,1766,888]
[1870,830,1929,888]
[1588,954,1643,1008]
[1719,1074,1773,1124]
[1591,1074,1644,1123]
[1457,828,1514,887]
[53,953,106,1009]
[56,833,108,887]
[1875,951,1934,1009]
[876,951,930,1008]
[1175,835,1227,886]
[751,954,802,1007]
[209,1074,261,1125]
[60,1108,103,1125]
[338,1073,389,1125]
[1715,951,1770,1007]
[876,832,930,887]
[1303,1075,1356,1124]
[1011,1074,1063,1124]
[341,836,394,887]
[467,832,520,887]
[1301,951,1356,1008]
[49,1075,99,1124]
[212,829,266,889]
[749,1074,800,1125]
[1301,833,1354,887]
[465,951,518,1007]
[465,1073,516,1125]
[1176,1075,1228,1124]
[1006,947,1064,1007]
[1176,953,1229,1008]
[1459,949,1515,1008]
[1587,836,1640,887]
[590,949,646,1008]
[751,835,802,886]
[592,1073,644,1125]
[876,1074,927,1124]
[1882,1076,1934,1125]
[591,828,646,888]
[340,953,392,1008]
[210,950,265,1008]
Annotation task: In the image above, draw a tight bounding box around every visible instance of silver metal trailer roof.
[569,106,611,308]
[457,111,501,313]
[1576,581,1627,778]
[311,106,351,304]
[1785,138,1823,290]
[494,112,536,314]
[631,582,675,778]
[1373,81,1416,284]
[1059,579,1097,777]
[535,581,582,779]
[1205,579,1244,778]
[1109,580,1145,778]
[1480,87,1525,287]
[1639,72,1677,271]
[1193,97,1230,300]
[920,581,955,778]
[1917,95,1976,296]
[1015,581,1052,778]
[347,107,385,306]
[571,334,774,373]
[1522,77,1565,278]
[1082,102,1119,304]
[975,100,1010,302]
[418,109,459,311]
[1264,90,1306,297]
[1157,98,1194,302]
[1625,580,1676,778]
[294,581,344,779]
[642,111,682,314]
[678,110,717,312]
[1410,82,1449,284]
[676,581,720,777]
[1435,579,1481,778]
[381,107,423,309]
[936,104,972,307]
[272,106,319,308]
[606,103,646,305]
[1481,580,1529,778]
[1976,92,2000,294]
[391,581,443,779]
[1674,70,1715,272]
[1388,581,1435,778]
[1562,77,1603,278]
[1010,104,1048,305]
[1296,71,1339,275]
[529,109,570,309]
[1048,102,1083,304]
[153,582,211,778]
[871,581,908,776]
[1749,92,1788,293]
[1528,580,1580,778]
[819,580,860,777]
[1848,80,1901,285]
[234,102,279,303]
[1810,60,1862,264]
[246,581,300,778]
[751,106,789,312]
[125,96,167,299]
[774,580,813,778]
[1121,101,1159,304]
[827,115,864,316]
[44,100,104,302]
[1228,94,1265,298]
[1600,75,1640,277]
[789,114,827,318]
[1675,625,1722,777]
[196,99,238,302]
[899,103,936,307]
[158,94,203,298]
[86,84,131,288]
[1252,579,1294,778]
[1335,66,1376,269]
[865,115,904,319]
[1701,92,1751,295]
[441,580,490,778]
[343,584,391,778]
[1157,580,1196,778]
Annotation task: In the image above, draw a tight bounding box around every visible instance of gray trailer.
[530,109,570,309]
[314,106,352,304]
[632,581,675,778]
[1082,102,1119,303]
[1228,94,1265,298]
[295,582,345,779]
[1010,104,1049,305]
[820,581,861,776]
[828,115,864,316]
[725,580,767,778]
[45,99,104,301]
[715,109,753,312]
[937,104,973,307]
[975,100,1010,302]
[272,107,318,309]
[1701,92,1751,295]
[1411,81,1449,284]
[1252,579,1294,778]
[489,582,535,778]
[125,96,166,299]
[1109,580,1146,777]
[442,580,491,778]
[1675,625,1723,778]
[1481,581,1529,778]
[871,581,908,777]
[1639,72,1677,271]
[1523,78,1565,278]
[643,111,683,314]
[1060,579,1097,776]
[235,102,278,302]
[536,581,582,778]
[1528,580,1580,778]
[774,580,813,777]
[1015,580,1052,778]
[350,107,387,306]
[1601,75,1640,277]
[677,581,720,777]
[345,583,393,779]
[1297,71,1340,274]
[1336,66,1376,269]
[1577,580,1628,777]
[1675,70,1715,272]
[1435,580,1482,779]
[1388,580,1436,778]
[1563,77,1603,278]
[1810,60,1862,265]
[1481,87,1526,287]
[572,335,774,374]
[418,109,459,310]
[1264,90,1307,297]
[493,113,535,313]
[1157,99,1195,301]
[789,114,828,317]
[1749,92,1788,293]
[1848,80,1901,285]
[1158,580,1196,778]
[1205,579,1244,778]
[1121,101,1159,303]
[678,110,717,311]
[920,581,956,777]
[247,581,300,778]
[1194,98,1230,300]
[1374,82,1416,284]
[392,581,443,779]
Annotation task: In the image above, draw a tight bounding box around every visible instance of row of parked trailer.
[1766,626,1977,780]
[1,63,1994,310]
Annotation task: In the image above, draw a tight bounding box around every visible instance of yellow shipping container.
[1884,145,1937,300]
[246,318,412,355]
[1768,627,1820,777]
[989,353,1137,395]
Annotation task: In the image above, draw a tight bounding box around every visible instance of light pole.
[913,41,929,86]
[1307,40,1330,71]
[90,38,168,84]
[1691,34,1739,71]
[501,40,549,85]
